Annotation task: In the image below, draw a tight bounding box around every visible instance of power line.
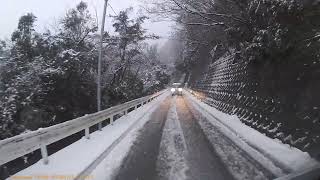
[108,3,118,16]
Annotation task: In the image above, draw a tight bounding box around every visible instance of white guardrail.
[0,90,165,166]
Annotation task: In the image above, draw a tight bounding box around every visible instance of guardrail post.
[40,145,49,165]
[85,128,90,139]
[110,116,114,125]
[98,122,102,131]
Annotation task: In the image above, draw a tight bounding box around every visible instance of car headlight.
[178,88,182,92]
[171,88,176,92]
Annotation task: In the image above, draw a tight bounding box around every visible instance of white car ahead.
[171,83,183,96]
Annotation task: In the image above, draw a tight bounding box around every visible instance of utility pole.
[97,0,108,130]
[97,0,108,112]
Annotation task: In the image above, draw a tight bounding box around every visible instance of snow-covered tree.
[146,0,320,152]
[101,8,162,106]
[0,2,170,140]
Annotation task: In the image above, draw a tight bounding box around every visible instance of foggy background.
[0,0,173,46]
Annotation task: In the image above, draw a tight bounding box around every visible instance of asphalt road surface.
[113,96,251,180]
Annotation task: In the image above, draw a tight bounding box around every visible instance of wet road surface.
[114,97,171,180]
[174,97,234,180]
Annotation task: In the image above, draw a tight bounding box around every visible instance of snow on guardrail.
[7,90,169,180]
[0,90,165,166]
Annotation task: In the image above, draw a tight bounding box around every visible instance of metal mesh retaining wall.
[191,53,320,156]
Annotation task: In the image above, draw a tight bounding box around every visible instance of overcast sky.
[0,0,173,45]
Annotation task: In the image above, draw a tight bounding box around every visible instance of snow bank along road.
[8,90,319,180]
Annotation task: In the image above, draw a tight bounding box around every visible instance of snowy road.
[114,97,171,180]
[114,96,256,180]
[7,91,318,180]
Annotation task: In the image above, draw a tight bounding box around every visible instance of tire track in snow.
[175,96,234,180]
[155,97,189,180]
[184,95,276,180]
